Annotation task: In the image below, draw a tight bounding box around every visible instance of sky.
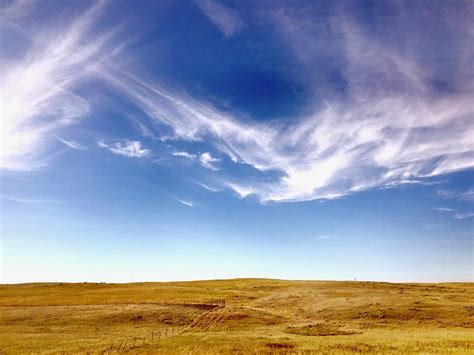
[0,0,473,283]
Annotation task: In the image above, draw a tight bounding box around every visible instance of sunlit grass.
[1,279,473,353]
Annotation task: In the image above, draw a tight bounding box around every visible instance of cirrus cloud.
[454,212,474,220]
[2,1,473,205]
[0,0,118,171]
[98,140,150,158]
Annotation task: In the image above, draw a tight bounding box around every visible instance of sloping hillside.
[1,279,473,353]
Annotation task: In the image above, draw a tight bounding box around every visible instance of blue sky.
[1,0,472,283]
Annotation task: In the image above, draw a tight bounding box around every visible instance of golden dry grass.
[0,279,473,353]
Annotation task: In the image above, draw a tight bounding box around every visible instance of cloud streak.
[199,152,220,171]
[0,0,117,171]
[99,12,473,203]
[433,207,454,212]
[196,182,221,192]
[176,198,193,207]
[437,189,474,202]
[1,195,57,204]
[454,212,474,220]
[53,135,86,150]
[172,151,196,159]
[167,194,194,207]
[98,140,150,158]
[195,0,245,37]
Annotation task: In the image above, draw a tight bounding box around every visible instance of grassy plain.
[1,279,473,353]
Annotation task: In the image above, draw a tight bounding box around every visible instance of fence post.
[108,341,114,354]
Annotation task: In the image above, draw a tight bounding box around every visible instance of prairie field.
[0,279,473,354]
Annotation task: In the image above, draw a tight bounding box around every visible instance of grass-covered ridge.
[1,279,473,353]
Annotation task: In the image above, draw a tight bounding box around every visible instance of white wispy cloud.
[0,0,118,171]
[460,189,474,202]
[196,182,221,192]
[100,57,472,203]
[92,4,473,203]
[130,118,159,140]
[4,2,472,206]
[172,151,197,159]
[194,0,245,37]
[0,0,35,22]
[454,212,474,220]
[98,140,150,158]
[382,179,446,189]
[437,190,456,198]
[226,183,254,199]
[314,235,341,241]
[1,195,56,204]
[53,135,86,150]
[433,207,454,212]
[437,189,474,202]
[175,198,193,207]
[199,152,220,171]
